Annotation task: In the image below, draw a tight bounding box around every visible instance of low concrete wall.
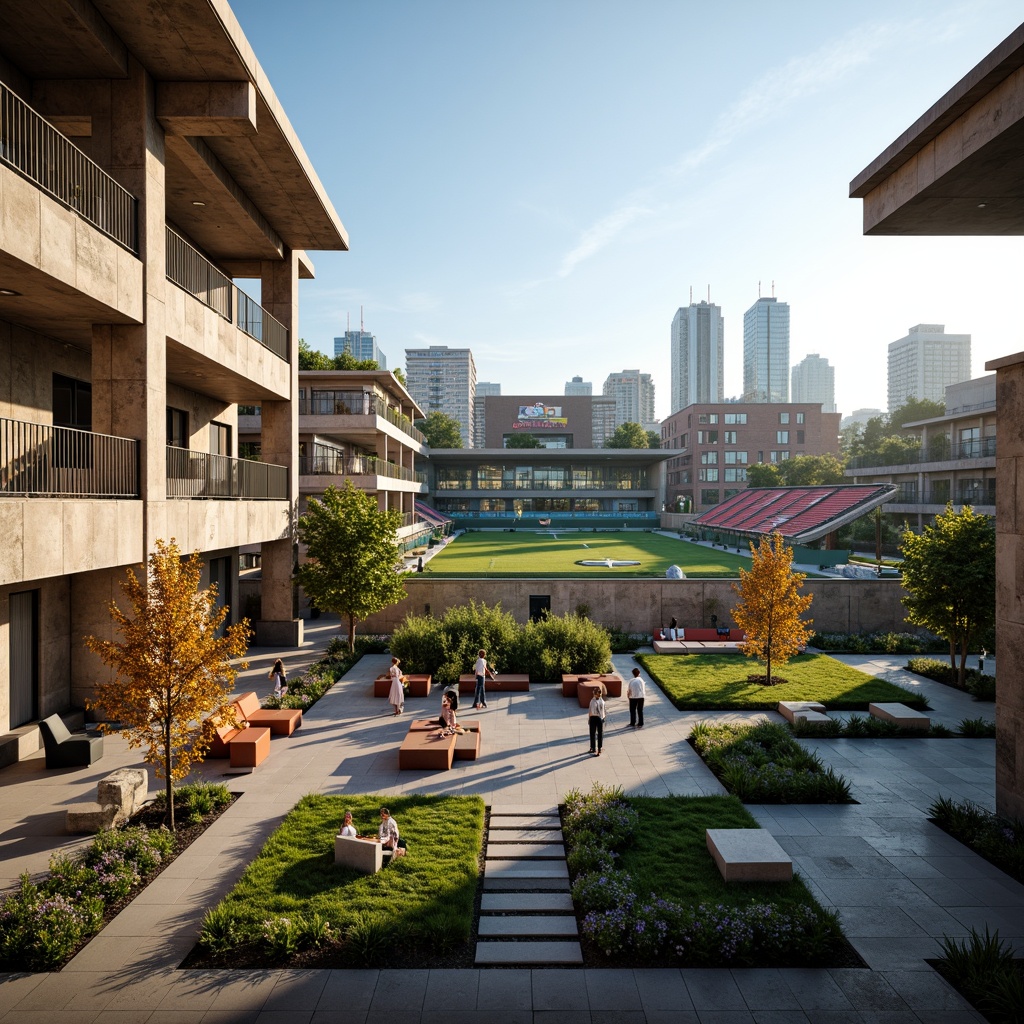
[360,577,912,636]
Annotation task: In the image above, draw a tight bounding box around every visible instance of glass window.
[796,430,805,444]
[699,468,719,482]
[779,412,790,424]
[701,489,720,505]
[54,374,92,430]
[724,413,747,425]
[777,431,789,443]
[724,467,747,482]
[698,414,709,424]
[701,451,718,464]
[708,413,718,424]
[796,412,805,424]
[476,464,501,489]
[724,450,748,464]
[167,407,188,448]
[723,431,737,444]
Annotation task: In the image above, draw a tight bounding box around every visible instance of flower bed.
[809,630,946,654]
[791,713,996,739]
[906,657,996,701]
[261,636,380,711]
[929,797,1024,884]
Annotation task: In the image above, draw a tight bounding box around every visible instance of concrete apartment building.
[0,2,347,757]
[670,300,724,412]
[661,403,842,512]
[334,328,387,369]
[473,381,500,448]
[404,344,477,447]
[602,369,657,433]
[850,20,1024,816]
[743,296,790,403]
[846,375,996,530]
[564,375,592,395]
[791,353,836,413]
[887,323,971,412]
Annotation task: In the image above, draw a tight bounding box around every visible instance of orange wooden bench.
[207,702,271,769]
[562,673,622,699]
[457,673,530,694]
[236,691,302,736]
[374,673,432,697]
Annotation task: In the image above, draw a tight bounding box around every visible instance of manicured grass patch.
[564,785,847,966]
[691,720,853,803]
[929,797,1024,885]
[194,793,484,967]
[637,652,930,710]
[425,531,753,578]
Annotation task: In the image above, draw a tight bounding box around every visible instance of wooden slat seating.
[457,673,530,693]
[373,673,432,697]
[236,691,302,736]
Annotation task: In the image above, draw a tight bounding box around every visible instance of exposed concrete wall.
[0,319,92,421]
[358,577,913,635]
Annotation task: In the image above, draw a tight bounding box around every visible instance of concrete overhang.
[0,0,348,257]
[426,448,675,464]
[850,22,1024,235]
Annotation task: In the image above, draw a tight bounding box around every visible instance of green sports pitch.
[422,531,752,578]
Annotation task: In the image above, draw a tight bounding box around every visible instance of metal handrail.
[300,392,425,443]
[846,436,996,470]
[299,451,419,482]
[0,82,138,252]
[166,446,287,499]
[165,227,289,360]
[1,418,138,497]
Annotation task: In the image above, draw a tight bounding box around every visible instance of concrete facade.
[0,1,347,749]
[850,21,1024,817]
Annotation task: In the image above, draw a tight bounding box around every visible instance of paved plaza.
[0,619,1015,1022]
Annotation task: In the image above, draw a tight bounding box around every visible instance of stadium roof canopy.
[692,484,898,546]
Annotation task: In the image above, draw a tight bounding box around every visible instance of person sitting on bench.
[436,694,464,737]
[378,807,405,858]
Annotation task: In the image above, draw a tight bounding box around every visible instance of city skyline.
[234,1,1024,420]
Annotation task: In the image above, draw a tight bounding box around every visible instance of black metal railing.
[0,83,137,252]
[165,227,289,360]
[884,490,995,506]
[299,392,425,443]
[847,436,996,470]
[166,446,287,499]
[299,452,419,482]
[1,418,138,497]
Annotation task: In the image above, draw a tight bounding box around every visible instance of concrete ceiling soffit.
[0,0,127,79]
[165,135,284,259]
[156,80,257,136]
[219,251,315,280]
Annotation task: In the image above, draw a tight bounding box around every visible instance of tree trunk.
[348,613,356,653]
[948,639,957,676]
[957,638,969,689]
[165,716,175,831]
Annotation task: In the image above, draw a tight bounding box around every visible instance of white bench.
[868,702,930,731]
[334,834,383,874]
[777,701,828,725]
[706,828,793,882]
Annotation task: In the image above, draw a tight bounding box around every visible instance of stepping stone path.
[475,805,582,965]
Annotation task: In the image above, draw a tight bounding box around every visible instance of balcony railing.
[1,83,138,252]
[846,436,996,470]
[166,447,287,499]
[299,452,421,482]
[1,418,138,497]
[300,392,425,443]
[165,227,289,360]
[883,490,995,506]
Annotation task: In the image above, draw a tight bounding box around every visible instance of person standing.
[268,658,288,697]
[627,667,646,728]
[387,657,405,716]
[473,649,496,709]
[587,687,606,756]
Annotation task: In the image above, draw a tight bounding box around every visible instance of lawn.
[426,531,754,577]
[637,652,930,710]
[195,793,484,966]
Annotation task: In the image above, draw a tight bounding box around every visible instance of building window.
[724,467,747,482]
[167,407,189,448]
[776,431,789,443]
[210,421,232,457]
[725,451,748,464]
[699,468,719,482]
[724,413,747,425]
[701,451,718,464]
[723,431,737,444]
[757,451,764,463]
[770,450,790,462]
[796,412,805,424]
[53,374,92,429]
[701,489,720,505]
[779,412,790,424]
[796,430,805,444]
[697,430,718,444]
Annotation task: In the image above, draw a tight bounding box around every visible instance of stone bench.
[869,702,931,731]
[652,639,746,654]
[458,674,530,694]
[66,767,148,833]
[778,701,828,725]
[373,673,432,698]
[334,834,383,874]
[706,828,793,883]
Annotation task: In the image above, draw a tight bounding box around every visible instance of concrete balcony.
[299,393,425,451]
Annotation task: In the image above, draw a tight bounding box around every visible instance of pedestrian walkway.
[476,805,581,965]
[0,620,1013,1022]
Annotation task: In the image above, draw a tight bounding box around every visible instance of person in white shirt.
[627,667,646,728]
[587,688,606,756]
[339,811,357,837]
[473,649,495,709]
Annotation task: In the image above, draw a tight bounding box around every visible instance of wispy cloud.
[557,203,651,278]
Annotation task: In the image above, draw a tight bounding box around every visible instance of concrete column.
[990,353,1024,818]
[256,252,301,645]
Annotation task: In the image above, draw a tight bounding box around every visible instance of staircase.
[475,804,583,965]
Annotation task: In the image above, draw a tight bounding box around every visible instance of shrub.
[968,673,996,702]
[907,658,996,700]
[938,927,1024,1024]
[930,797,1024,883]
[809,631,945,654]
[198,905,244,954]
[519,613,612,682]
[607,626,649,653]
[959,717,996,738]
[261,916,300,958]
[344,910,392,965]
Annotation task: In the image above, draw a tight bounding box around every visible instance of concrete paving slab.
[485,842,565,859]
[482,876,571,890]
[475,941,583,964]
[481,892,575,912]
[484,862,569,878]
[478,916,578,936]
[487,828,564,842]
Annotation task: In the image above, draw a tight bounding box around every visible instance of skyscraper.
[791,354,836,413]
[334,328,387,368]
[743,296,790,402]
[405,345,477,447]
[565,375,592,396]
[474,382,501,447]
[887,324,971,412]
[670,300,724,412]
[602,369,657,432]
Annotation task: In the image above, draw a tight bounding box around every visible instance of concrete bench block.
[66,801,120,833]
[399,729,456,770]
[374,674,432,698]
[706,828,793,882]
[778,701,827,724]
[869,702,930,730]
[227,726,271,770]
[334,834,383,874]
[96,767,148,818]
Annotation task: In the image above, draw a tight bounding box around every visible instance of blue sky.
[235,1,1024,420]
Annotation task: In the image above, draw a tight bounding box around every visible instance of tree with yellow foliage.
[85,540,250,829]
[731,532,813,685]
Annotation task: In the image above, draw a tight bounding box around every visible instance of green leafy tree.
[332,350,379,371]
[645,430,661,449]
[746,463,782,487]
[900,504,995,687]
[839,421,864,459]
[874,435,922,465]
[731,532,813,685]
[889,397,945,431]
[393,367,406,385]
[84,541,251,830]
[505,432,544,448]
[604,422,650,448]
[779,453,847,486]
[297,482,407,651]
[416,411,464,449]
[298,338,333,370]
